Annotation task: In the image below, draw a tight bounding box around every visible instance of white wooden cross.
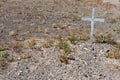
[82,8,105,41]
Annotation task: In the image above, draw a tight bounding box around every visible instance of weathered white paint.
[82,8,105,41]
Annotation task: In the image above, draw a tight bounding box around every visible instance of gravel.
[0,41,120,80]
[0,0,120,80]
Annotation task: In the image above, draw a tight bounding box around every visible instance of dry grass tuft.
[79,33,90,41]
[59,53,69,64]
[20,53,32,59]
[0,45,9,51]
[113,27,120,33]
[68,35,79,44]
[36,28,43,33]
[105,48,120,59]
[24,37,36,49]
[94,33,112,43]
[52,23,65,29]
[57,41,71,53]
[12,42,24,53]
[0,52,9,70]
[0,52,9,58]
[0,58,7,70]
[42,40,53,48]
[109,19,117,24]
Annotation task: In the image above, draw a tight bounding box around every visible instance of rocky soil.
[0,0,120,80]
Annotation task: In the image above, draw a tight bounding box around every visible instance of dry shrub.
[105,48,120,59]
[24,37,36,49]
[94,33,113,43]
[12,42,24,53]
[59,53,69,64]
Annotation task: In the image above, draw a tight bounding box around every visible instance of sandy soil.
[0,0,120,80]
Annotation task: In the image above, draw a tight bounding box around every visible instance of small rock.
[17,70,23,76]
[44,28,49,34]
[115,40,120,44]
[9,31,15,36]
[52,23,57,28]
[29,65,38,72]
[42,20,46,24]
[68,55,75,60]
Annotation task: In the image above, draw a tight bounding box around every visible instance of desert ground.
[0,0,120,80]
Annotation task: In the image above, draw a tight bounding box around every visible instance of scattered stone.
[44,28,49,34]
[42,20,46,24]
[17,70,23,76]
[9,31,16,36]
[0,1,120,80]
[52,23,57,28]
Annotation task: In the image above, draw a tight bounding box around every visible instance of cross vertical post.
[90,8,95,40]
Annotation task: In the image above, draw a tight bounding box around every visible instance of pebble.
[17,71,23,76]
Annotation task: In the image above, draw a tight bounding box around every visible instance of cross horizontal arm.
[94,18,105,22]
[81,18,92,21]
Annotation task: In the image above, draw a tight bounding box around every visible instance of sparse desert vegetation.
[105,48,120,59]
[0,0,120,80]
[57,41,71,53]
